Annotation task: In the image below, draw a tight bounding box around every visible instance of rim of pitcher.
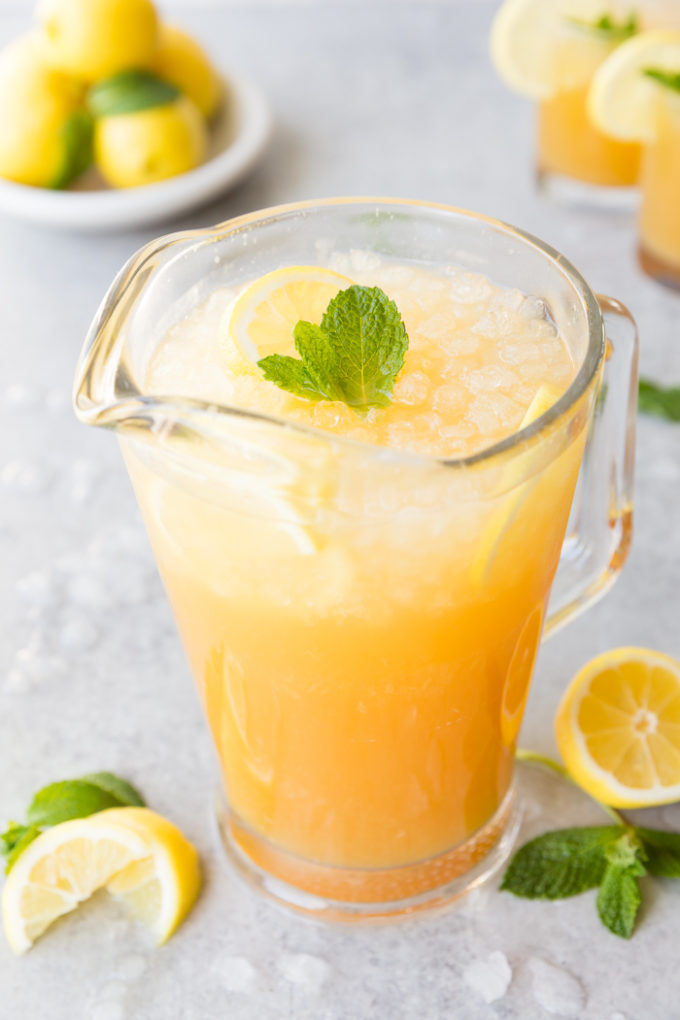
[74,196,605,469]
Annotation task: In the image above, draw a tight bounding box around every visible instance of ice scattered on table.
[114,954,147,981]
[91,1001,126,1020]
[59,617,99,651]
[529,957,586,1017]
[69,458,103,504]
[212,955,257,992]
[4,382,41,407]
[1,459,49,493]
[277,953,330,991]
[462,950,512,1003]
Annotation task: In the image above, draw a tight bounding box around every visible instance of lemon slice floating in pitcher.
[588,29,680,142]
[555,647,680,807]
[471,382,565,585]
[227,265,352,364]
[2,807,200,954]
[490,0,624,101]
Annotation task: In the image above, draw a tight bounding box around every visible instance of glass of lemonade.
[638,87,680,288]
[491,0,643,206]
[74,199,638,919]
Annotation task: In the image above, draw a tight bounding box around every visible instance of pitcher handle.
[545,295,639,637]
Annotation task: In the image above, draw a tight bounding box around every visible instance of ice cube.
[213,955,257,992]
[529,958,586,1016]
[462,950,512,1003]
[278,953,330,991]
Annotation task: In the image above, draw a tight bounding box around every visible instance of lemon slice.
[588,29,680,142]
[471,382,565,585]
[2,807,200,954]
[490,0,622,100]
[227,265,353,364]
[555,647,680,807]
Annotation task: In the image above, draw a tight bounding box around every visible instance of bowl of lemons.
[0,0,271,230]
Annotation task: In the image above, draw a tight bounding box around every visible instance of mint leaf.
[80,772,145,808]
[604,829,647,874]
[644,68,680,95]
[258,285,409,412]
[88,70,180,118]
[500,827,619,899]
[637,828,680,877]
[26,780,126,827]
[1,822,31,858]
[569,12,638,39]
[597,863,642,938]
[638,378,680,422]
[50,111,94,190]
[2,825,41,874]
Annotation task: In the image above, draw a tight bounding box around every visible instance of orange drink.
[74,199,638,918]
[638,92,680,287]
[587,28,680,289]
[537,83,641,188]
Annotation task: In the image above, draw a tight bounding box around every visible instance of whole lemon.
[36,0,158,80]
[153,23,221,120]
[0,35,86,187]
[94,95,207,187]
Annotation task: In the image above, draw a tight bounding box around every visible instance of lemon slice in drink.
[2,807,200,954]
[555,647,680,807]
[471,382,565,585]
[227,265,352,364]
[588,29,680,142]
[490,0,625,100]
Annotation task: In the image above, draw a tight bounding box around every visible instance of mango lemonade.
[122,255,584,902]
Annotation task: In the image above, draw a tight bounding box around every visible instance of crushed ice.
[462,950,512,1003]
[529,957,586,1016]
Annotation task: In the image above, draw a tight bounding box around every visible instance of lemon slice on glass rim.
[555,647,680,807]
[2,807,200,954]
[490,0,631,100]
[588,29,680,142]
[227,265,353,364]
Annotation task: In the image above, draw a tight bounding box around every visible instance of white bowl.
[0,73,272,232]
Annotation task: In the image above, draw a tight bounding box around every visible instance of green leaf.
[637,827,680,878]
[50,111,94,190]
[500,827,620,899]
[2,826,42,874]
[644,68,680,95]
[26,780,129,827]
[638,378,680,422]
[1,822,31,858]
[605,829,647,874]
[569,12,638,40]
[597,863,642,938]
[258,284,409,412]
[79,772,145,808]
[88,70,180,119]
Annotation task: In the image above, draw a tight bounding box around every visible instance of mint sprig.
[50,111,94,190]
[88,70,180,119]
[568,12,638,40]
[638,378,680,422]
[1,772,145,873]
[502,754,680,938]
[644,68,680,95]
[258,284,409,412]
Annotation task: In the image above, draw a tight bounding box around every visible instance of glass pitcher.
[74,198,638,920]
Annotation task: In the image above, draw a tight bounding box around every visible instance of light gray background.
[1,2,680,1018]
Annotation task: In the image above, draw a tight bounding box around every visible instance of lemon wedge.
[555,647,680,807]
[490,0,622,100]
[2,807,200,954]
[588,29,680,142]
[471,382,565,586]
[227,265,352,364]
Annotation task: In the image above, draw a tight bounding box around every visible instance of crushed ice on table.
[91,1002,126,1020]
[69,458,103,504]
[59,617,99,651]
[115,954,147,981]
[1,459,50,493]
[462,950,512,1003]
[4,382,41,407]
[277,953,330,991]
[529,957,586,1017]
[212,955,257,992]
